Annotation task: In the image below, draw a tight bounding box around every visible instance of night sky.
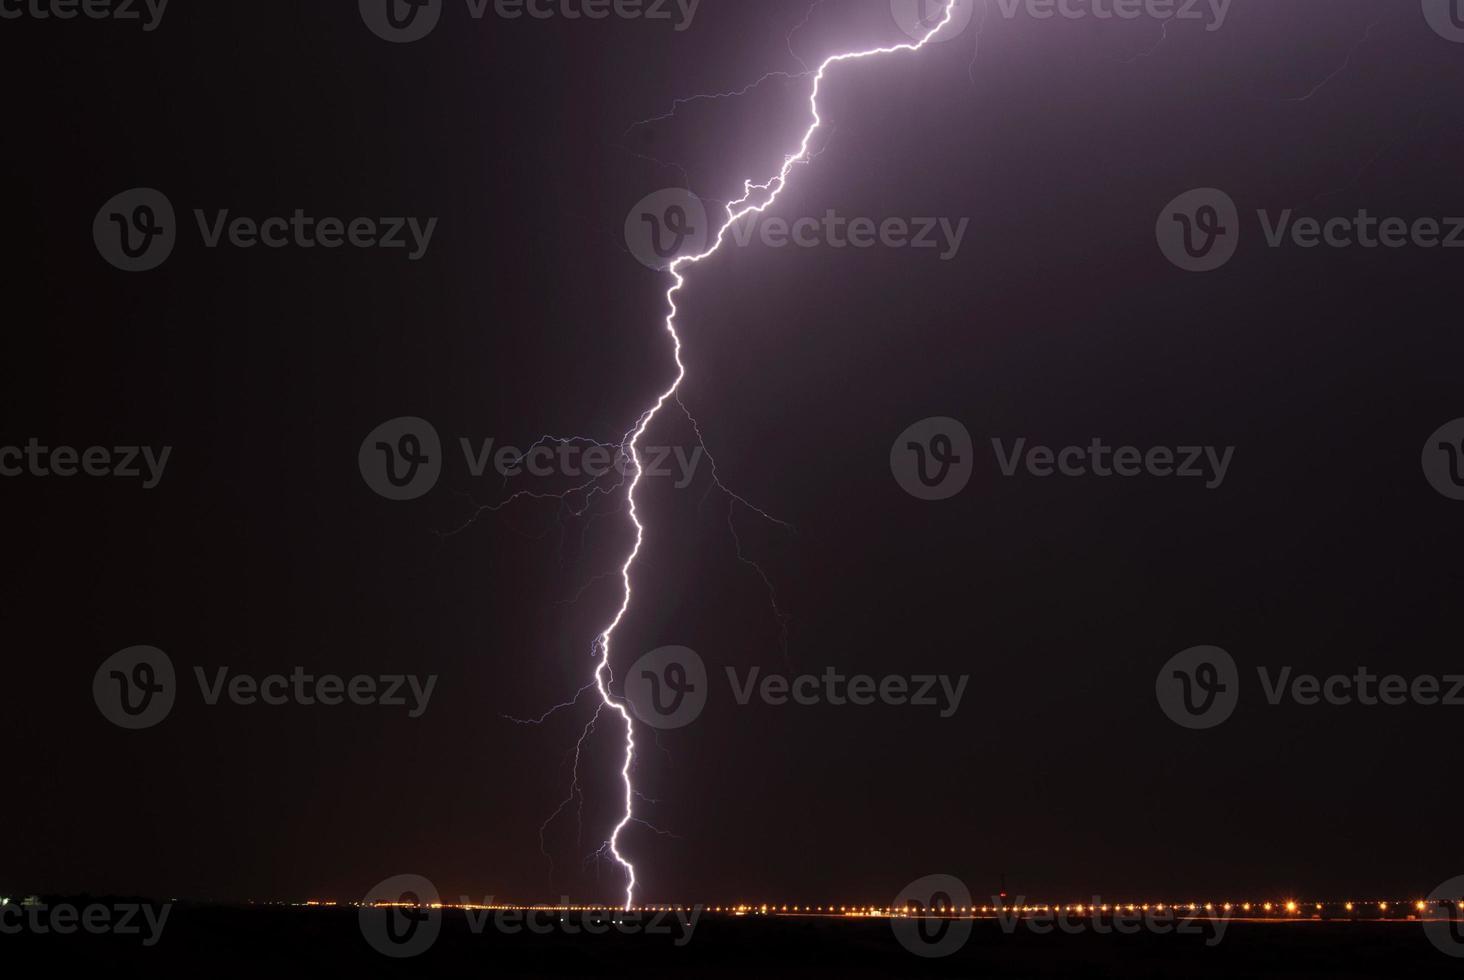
[5,0,1464,908]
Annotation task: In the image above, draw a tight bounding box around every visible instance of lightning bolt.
[591,0,961,911]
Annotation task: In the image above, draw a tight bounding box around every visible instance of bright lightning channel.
[593,0,959,912]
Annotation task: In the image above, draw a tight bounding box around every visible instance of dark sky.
[5,0,1464,907]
